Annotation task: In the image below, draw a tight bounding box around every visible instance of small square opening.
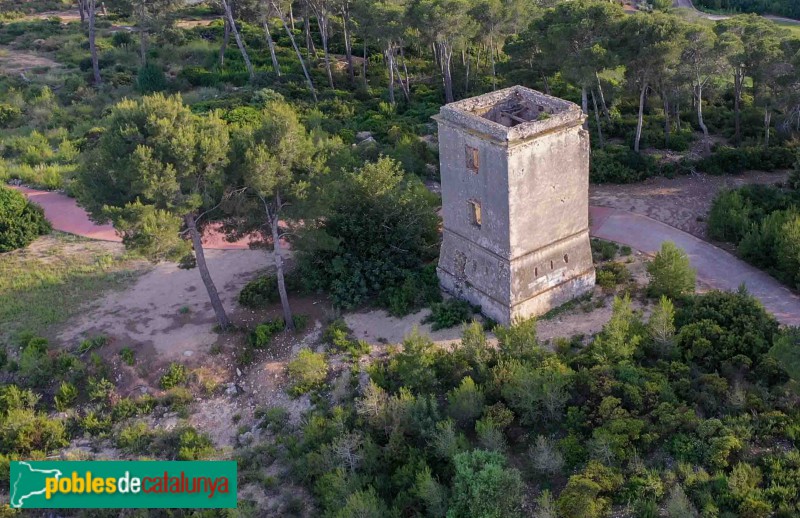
[465,145,479,173]
[468,199,482,228]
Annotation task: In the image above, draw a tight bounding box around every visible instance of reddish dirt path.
[16,186,256,250]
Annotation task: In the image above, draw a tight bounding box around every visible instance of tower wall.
[435,86,595,325]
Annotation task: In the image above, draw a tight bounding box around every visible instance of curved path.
[591,206,800,326]
[673,0,800,24]
[15,186,256,250]
[14,187,800,325]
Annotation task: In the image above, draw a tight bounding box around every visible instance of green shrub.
[137,63,167,93]
[116,421,154,454]
[696,146,795,175]
[77,335,109,354]
[423,299,478,331]
[119,347,135,366]
[249,318,286,348]
[448,450,523,518]
[382,264,443,317]
[646,242,696,299]
[0,103,21,128]
[447,376,485,427]
[287,349,328,396]
[238,275,279,308]
[591,239,618,262]
[596,261,631,290]
[160,363,188,389]
[53,382,78,411]
[0,185,51,252]
[323,319,370,357]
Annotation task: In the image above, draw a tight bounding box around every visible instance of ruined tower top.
[435,85,585,144]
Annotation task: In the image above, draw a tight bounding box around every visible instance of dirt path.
[591,206,800,326]
[589,171,788,240]
[16,186,257,250]
[673,0,800,24]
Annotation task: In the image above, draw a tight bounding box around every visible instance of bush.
[53,382,78,411]
[0,185,51,252]
[160,363,188,389]
[596,262,631,290]
[287,349,328,396]
[137,63,167,93]
[239,275,279,308]
[591,239,618,262]
[448,450,523,518]
[0,103,21,128]
[423,299,478,331]
[646,242,696,299]
[696,146,795,175]
[249,318,286,348]
[382,264,442,317]
[447,376,485,427]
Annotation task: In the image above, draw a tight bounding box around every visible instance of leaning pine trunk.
[696,82,710,154]
[78,0,86,24]
[275,4,317,102]
[185,214,230,330]
[138,6,147,66]
[263,20,281,76]
[663,94,670,148]
[581,86,589,129]
[490,34,496,91]
[634,80,647,153]
[764,108,771,148]
[219,16,230,67]
[591,89,604,148]
[341,7,354,83]
[88,0,102,85]
[596,71,610,123]
[269,208,294,331]
[734,69,743,146]
[221,0,254,79]
[387,46,396,104]
[317,14,334,88]
[440,43,454,104]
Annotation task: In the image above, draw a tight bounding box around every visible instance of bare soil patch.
[590,170,789,240]
[0,46,63,75]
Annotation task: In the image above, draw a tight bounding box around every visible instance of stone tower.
[434,86,595,325]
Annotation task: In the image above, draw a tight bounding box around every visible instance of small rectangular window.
[465,145,479,173]
[468,199,482,227]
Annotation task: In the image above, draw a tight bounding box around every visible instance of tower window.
[564,254,569,263]
[550,260,554,270]
[465,145,479,173]
[468,199,482,227]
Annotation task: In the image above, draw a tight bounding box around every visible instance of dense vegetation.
[708,178,800,290]
[261,286,800,517]
[695,0,800,19]
[0,185,50,252]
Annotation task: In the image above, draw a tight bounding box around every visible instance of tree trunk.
[219,16,230,67]
[441,43,454,104]
[541,71,550,95]
[275,4,317,102]
[676,99,681,131]
[400,44,410,95]
[387,45,395,104]
[362,37,368,89]
[393,55,409,102]
[663,94,670,148]
[185,214,230,330]
[88,0,102,86]
[138,0,147,66]
[596,71,610,123]
[581,86,588,129]
[464,50,470,93]
[696,83,710,154]
[78,0,86,24]
[304,4,317,59]
[221,0,254,80]
[489,34,496,91]
[591,89,604,148]
[341,6,354,83]
[734,69,743,146]
[634,80,647,153]
[317,15,334,88]
[764,108,771,148]
[289,5,294,31]
[268,206,294,331]
[263,20,281,76]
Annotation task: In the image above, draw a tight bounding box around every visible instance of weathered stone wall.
[435,86,595,325]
